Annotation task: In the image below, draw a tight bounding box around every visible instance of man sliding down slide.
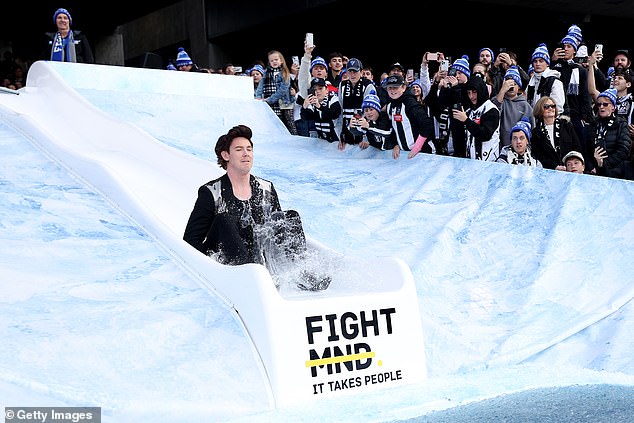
[183,124,331,291]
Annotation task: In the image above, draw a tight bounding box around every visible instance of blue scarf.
[51,31,76,62]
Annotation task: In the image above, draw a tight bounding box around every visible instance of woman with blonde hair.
[530,96,582,170]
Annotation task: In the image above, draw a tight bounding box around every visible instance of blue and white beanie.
[532,43,550,65]
[249,64,265,76]
[175,47,193,67]
[166,62,176,71]
[527,64,534,75]
[409,79,429,99]
[598,88,617,107]
[568,24,583,43]
[510,116,532,142]
[310,56,328,72]
[362,94,382,113]
[561,33,580,51]
[451,55,471,78]
[53,8,72,25]
[607,66,615,79]
[479,47,495,62]
[576,45,588,58]
[504,65,522,88]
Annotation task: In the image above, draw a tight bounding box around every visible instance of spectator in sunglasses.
[586,88,632,177]
[530,96,582,170]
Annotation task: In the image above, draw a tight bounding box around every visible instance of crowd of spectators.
[2,14,632,180]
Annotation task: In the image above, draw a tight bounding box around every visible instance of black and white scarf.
[537,118,562,153]
[503,147,540,166]
[594,115,617,149]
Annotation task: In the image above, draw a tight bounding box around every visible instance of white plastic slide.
[0,61,426,407]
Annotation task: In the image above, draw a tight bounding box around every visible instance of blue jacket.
[255,67,292,105]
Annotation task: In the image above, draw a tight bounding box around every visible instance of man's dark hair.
[215,125,253,169]
[328,51,344,61]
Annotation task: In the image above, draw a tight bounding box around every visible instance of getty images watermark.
[5,407,100,423]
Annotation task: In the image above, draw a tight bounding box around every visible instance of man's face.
[467,89,478,105]
[562,43,576,60]
[362,69,373,80]
[330,57,344,71]
[56,13,70,31]
[613,75,631,92]
[533,58,548,73]
[479,50,492,66]
[614,54,630,70]
[565,158,585,173]
[223,137,253,174]
[348,69,361,83]
[511,131,528,155]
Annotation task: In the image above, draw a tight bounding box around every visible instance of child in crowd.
[338,58,376,150]
[383,75,435,159]
[255,50,295,132]
[353,94,395,151]
[300,77,342,143]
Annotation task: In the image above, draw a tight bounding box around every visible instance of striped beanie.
[510,116,532,142]
[310,56,328,72]
[561,33,579,51]
[504,66,522,88]
[249,64,265,76]
[362,94,382,113]
[598,88,617,107]
[176,47,193,67]
[532,43,550,65]
[568,24,583,43]
[53,8,72,25]
[451,55,471,78]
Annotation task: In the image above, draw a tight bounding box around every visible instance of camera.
[308,86,316,96]
[439,59,449,72]
[427,52,438,61]
[574,56,588,64]
[354,109,363,119]
[499,47,507,53]
[447,67,458,77]
[452,103,461,110]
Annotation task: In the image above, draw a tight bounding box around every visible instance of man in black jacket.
[183,125,330,290]
[44,8,94,64]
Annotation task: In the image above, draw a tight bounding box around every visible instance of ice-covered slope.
[1,61,633,422]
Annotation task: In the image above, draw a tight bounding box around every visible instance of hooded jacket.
[462,75,501,161]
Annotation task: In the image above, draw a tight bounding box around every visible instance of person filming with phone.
[426,55,471,157]
[551,26,594,142]
[300,77,341,143]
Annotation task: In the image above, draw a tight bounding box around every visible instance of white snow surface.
[0,62,633,422]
